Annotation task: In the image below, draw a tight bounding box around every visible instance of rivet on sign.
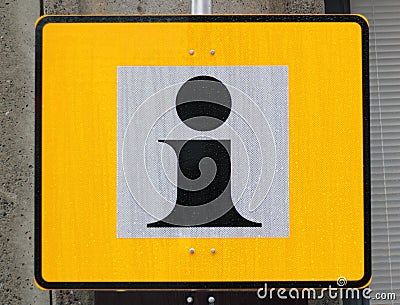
[187,296,194,303]
[189,50,195,55]
[211,248,216,254]
[208,296,216,304]
[210,49,215,55]
[189,248,195,254]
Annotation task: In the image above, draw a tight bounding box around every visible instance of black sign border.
[35,14,370,290]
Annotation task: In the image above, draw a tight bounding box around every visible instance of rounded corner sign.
[35,15,370,290]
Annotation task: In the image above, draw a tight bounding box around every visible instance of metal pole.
[191,0,212,14]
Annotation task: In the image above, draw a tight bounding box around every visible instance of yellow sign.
[35,15,370,289]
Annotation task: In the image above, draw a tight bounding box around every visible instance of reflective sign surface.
[35,15,370,289]
[117,66,289,237]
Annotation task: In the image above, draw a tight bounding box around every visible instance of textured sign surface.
[35,15,370,289]
[117,66,289,238]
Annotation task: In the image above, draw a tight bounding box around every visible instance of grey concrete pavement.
[43,0,324,14]
[0,0,49,304]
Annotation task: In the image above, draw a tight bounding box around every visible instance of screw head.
[210,49,215,55]
[187,296,194,303]
[208,296,215,304]
[189,248,195,254]
[189,50,195,55]
[211,248,216,254]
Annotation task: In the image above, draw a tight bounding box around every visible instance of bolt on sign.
[35,15,370,289]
